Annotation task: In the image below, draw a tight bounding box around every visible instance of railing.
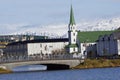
[0,53,85,63]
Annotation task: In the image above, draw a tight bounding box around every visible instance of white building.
[97,31,120,57]
[4,38,68,60]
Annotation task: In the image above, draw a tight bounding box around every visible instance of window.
[17,45,19,49]
[40,44,42,48]
[73,33,75,36]
[49,46,53,48]
[41,50,42,54]
[73,27,74,29]
[74,39,75,42]
[45,45,47,51]
[73,48,75,51]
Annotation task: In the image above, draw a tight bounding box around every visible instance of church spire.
[69,5,76,26]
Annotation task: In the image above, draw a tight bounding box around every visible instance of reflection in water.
[12,65,47,72]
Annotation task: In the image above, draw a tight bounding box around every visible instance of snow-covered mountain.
[77,17,120,31]
[2,17,120,38]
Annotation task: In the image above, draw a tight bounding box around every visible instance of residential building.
[96,31,120,57]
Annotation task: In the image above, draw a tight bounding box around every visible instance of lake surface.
[0,67,120,80]
[12,65,47,72]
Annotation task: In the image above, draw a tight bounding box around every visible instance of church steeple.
[68,5,78,53]
[69,5,76,26]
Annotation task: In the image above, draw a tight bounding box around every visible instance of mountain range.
[3,17,120,38]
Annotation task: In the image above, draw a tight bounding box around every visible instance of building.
[96,31,120,57]
[0,42,6,58]
[4,38,68,60]
[68,5,80,53]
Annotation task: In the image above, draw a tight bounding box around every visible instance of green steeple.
[69,5,76,26]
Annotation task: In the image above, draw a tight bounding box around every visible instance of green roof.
[69,44,78,48]
[69,5,76,26]
[78,31,114,43]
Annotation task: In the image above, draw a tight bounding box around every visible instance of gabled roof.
[69,5,76,26]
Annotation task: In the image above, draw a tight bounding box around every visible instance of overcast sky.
[0,0,120,34]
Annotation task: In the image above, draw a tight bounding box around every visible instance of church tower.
[68,5,78,53]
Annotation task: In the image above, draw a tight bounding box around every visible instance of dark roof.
[8,38,69,45]
[96,31,120,42]
[113,31,120,39]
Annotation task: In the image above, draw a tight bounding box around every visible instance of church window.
[74,39,75,42]
[73,33,75,36]
[73,48,75,51]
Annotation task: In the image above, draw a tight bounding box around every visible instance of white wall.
[69,47,78,53]
[27,42,68,55]
[117,40,120,55]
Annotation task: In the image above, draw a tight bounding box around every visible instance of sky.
[0,0,120,34]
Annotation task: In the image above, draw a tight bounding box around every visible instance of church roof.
[69,5,76,26]
[78,31,113,43]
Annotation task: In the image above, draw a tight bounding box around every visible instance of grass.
[78,31,114,43]
[0,68,12,74]
[73,59,120,69]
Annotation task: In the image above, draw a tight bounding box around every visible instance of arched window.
[73,48,75,51]
[74,39,75,42]
[73,27,74,29]
[73,33,75,36]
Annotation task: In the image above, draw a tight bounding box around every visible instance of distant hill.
[78,31,114,43]
[116,27,120,31]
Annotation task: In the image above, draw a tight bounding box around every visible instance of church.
[2,5,82,60]
[68,5,80,53]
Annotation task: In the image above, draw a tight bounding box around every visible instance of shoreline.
[0,69,12,74]
[72,59,120,69]
[72,65,120,70]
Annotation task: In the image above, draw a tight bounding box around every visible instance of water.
[0,67,120,80]
[12,65,47,72]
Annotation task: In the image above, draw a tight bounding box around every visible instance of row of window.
[40,44,53,48]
